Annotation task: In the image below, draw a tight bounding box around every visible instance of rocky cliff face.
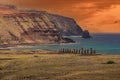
[47,14,83,36]
[0,4,82,45]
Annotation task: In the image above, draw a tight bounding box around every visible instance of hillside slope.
[47,14,83,36]
[0,4,82,46]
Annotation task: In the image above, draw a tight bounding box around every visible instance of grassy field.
[0,50,120,80]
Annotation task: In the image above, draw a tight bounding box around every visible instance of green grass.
[0,52,120,80]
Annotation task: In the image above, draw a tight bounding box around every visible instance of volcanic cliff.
[0,4,82,46]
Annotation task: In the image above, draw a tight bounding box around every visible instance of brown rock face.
[0,4,82,45]
[48,14,83,36]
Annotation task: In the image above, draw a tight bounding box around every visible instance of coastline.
[0,34,120,54]
[0,49,119,55]
[0,42,76,50]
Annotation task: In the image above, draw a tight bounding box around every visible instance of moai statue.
[66,49,68,53]
[75,49,77,54]
[59,48,61,53]
[67,49,70,53]
[63,48,65,53]
[71,49,73,53]
[90,48,93,55]
[93,49,96,55]
[84,49,87,55]
[73,49,76,54]
[72,49,74,53]
[69,49,71,53]
[76,49,79,54]
[81,48,84,55]
[87,49,89,55]
[79,50,81,54]
[65,49,67,53]
[69,49,72,53]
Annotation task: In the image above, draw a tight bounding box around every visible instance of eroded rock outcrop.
[82,30,92,39]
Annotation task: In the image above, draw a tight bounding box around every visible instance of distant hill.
[0,4,83,46]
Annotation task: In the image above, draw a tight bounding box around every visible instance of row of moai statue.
[59,48,96,55]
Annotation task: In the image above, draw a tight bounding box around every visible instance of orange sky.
[0,0,120,33]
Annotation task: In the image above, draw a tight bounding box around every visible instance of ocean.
[12,33,120,54]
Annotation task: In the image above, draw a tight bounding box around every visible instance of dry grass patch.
[0,53,120,80]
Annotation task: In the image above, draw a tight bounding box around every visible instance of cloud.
[3,0,119,18]
[0,0,120,33]
[80,5,120,33]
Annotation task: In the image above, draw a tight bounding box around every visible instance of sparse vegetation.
[106,60,115,64]
[33,55,39,57]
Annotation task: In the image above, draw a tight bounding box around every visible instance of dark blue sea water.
[12,33,120,54]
